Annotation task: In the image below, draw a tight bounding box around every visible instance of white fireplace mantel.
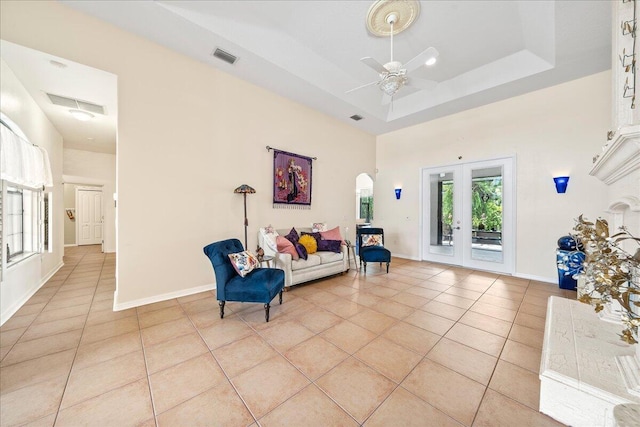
[590,125,640,185]
[540,297,640,426]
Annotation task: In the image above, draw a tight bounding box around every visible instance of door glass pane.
[470,166,503,263]
[429,171,455,256]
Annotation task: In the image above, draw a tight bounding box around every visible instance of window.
[5,185,42,264]
[6,187,24,260]
[44,192,50,252]
[1,114,50,266]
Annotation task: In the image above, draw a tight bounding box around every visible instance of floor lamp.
[234,184,256,250]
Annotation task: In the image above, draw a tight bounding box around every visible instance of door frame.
[420,164,463,266]
[75,185,104,251]
[419,156,516,274]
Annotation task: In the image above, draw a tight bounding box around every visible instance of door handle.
[453,226,461,230]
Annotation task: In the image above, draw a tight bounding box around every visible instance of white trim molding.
[113,283,216,311]
[590,125,640,185]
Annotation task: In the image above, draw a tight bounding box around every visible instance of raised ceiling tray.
[366,0,420,37]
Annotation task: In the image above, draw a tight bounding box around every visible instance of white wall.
[63,148,116,252]
[0,1,376,309]
[0,59,64,324]
[376,72,611,282]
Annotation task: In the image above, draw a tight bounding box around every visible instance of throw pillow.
[228,251,259,278]
[362,234,383,247]
[301,231,322,244]
[317,239,342,253]
[294,242,308,260]
[320,226,344,244]
[276,236,299,260]
[312,222,328,232]
[284,227,300,244]
[298,234,318,254]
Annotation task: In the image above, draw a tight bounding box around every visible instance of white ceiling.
[62,0,612,136]
[1,40,118,154]
[1,1,612,153]
[0,40,117,154]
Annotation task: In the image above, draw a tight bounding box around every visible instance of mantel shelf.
[590,125,640,185]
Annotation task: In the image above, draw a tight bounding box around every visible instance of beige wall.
[0,58,64,323]
[376,71,611,282]
[63,183,75,245]
[63,148,116,252]
[0,1,376,308]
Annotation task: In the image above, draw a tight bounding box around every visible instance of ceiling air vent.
[212,48,238,65]
[350,115,364,121]
[46,93,105,115]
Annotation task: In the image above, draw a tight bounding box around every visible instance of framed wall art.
[272,149,313,209]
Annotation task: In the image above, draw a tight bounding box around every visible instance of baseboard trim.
[113,282,217,311]
[0,261,64,325]
[513,272,556,284]
[392,253,421,261]
[64,244,78,247]
[385,255,558,284]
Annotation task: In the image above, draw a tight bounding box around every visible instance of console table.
[540,297,640,426]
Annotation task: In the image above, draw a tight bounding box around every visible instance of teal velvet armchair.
[203,239,284,322]
[356,227,391,273]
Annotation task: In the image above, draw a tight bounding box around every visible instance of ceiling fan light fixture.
[380,74,406,96]
[69,109,94,121]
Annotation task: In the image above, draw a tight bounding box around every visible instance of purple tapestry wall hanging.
[273,149,312,209]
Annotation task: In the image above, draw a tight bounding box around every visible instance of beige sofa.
[258,227,349,288]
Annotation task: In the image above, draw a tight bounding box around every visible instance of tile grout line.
[51,246,106,426]
[468,277,539,426]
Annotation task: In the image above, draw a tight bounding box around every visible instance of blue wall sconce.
[395,187,402,199]
[553,176,570,193]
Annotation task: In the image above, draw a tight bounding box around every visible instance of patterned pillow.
[276,236,299,260]
[228,251,259,278]
[362,234,383,247]
[284,227,300,244]
[263,224,277,235]
[317,239,342,253]
[294,242,308,260]
[298,234,318,254]
[312,222,328,232]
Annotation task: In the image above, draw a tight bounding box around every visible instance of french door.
[421,157,514,274]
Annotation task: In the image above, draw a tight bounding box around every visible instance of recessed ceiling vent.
[212,48,238,65]
[350,114,364,121]
[46,93,105,115]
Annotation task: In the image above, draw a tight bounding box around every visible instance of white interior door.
[422,157,515,274]
[77,189,103,246]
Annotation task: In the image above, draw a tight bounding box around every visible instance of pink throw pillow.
[320,226,345,244]
[276,236,299,260]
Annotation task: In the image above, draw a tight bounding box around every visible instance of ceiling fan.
[346,12,439,105]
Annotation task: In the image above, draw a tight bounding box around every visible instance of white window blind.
[0,122,52,189]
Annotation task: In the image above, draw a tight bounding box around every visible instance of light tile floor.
[0,245,572,426]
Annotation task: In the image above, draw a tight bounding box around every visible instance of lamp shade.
[234,184,256,194]
[553,176,570,194]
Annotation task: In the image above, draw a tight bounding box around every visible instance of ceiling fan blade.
[404,47,439,73]
[407,77,438,91]
[345,80,379,94]
[361,57,388,74]
[381,93,392,105]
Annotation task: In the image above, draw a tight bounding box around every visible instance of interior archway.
[355,172,374,225]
